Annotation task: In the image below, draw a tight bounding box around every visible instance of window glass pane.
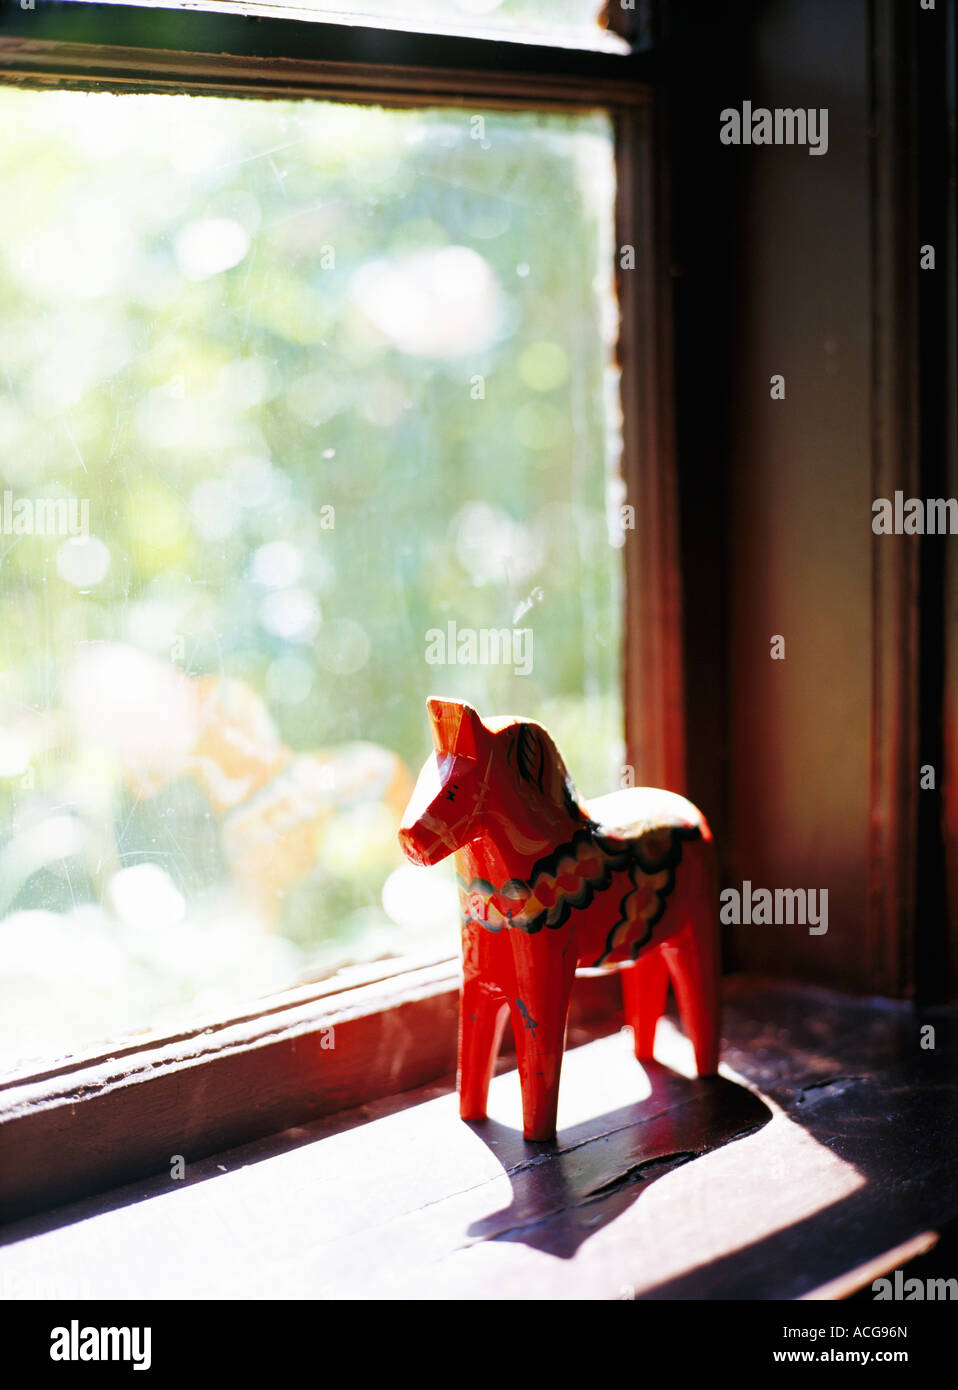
[0,89,623,1068]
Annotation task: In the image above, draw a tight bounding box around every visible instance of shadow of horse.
[462,1056,772,1261]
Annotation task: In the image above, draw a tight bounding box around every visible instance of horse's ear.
[426,698,484,759]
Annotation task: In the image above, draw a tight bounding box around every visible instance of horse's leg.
[622,945,670,1060]
[459,923,511,1122]
[507,928,578,1142]
[659,843,721,1075]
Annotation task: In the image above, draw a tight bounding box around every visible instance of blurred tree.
[0,89,623,1064]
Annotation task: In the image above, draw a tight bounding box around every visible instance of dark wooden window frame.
[0,0,682,1223]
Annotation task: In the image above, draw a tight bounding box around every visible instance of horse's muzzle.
[397,821,435,866]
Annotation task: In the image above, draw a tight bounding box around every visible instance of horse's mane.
[512,720,587,822]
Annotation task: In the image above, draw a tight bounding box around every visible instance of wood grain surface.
[1,977,954,1299]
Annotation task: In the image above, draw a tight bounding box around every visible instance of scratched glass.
[0,89,622,1068]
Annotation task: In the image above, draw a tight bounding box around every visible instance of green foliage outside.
[0,88,623,1065]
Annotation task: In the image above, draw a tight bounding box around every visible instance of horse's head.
[398,698,491,867]
[399,696,586,868]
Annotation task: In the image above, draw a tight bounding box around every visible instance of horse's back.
[576,786,714,968]
[585,786,710,844]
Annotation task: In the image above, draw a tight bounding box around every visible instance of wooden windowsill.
[1,976,955,1299]
[0,1,651,108]
[0,952,622,1224]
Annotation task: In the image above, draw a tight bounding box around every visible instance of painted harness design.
[458,822,702,966]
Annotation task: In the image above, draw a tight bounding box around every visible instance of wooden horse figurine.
[399,697,720,1141]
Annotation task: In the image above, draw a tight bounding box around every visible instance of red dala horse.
[399,698,721,1141]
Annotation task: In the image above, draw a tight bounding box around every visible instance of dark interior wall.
[944,1,958,1001]
[725,0,874,991]
[916,0,958,1001]
[669,0,954,999]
